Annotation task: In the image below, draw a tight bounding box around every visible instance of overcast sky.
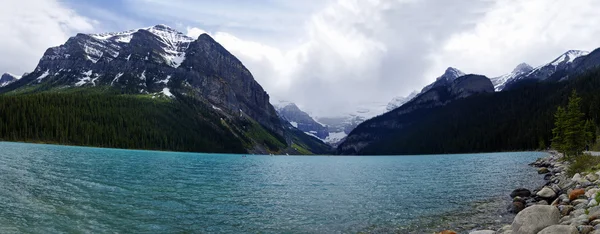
[2,0,600,117]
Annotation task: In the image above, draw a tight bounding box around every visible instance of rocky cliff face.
[1,25,283,136]
[337,73,494,154]
[275,103,329,139]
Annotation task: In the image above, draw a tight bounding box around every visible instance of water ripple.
[0,142,545,233]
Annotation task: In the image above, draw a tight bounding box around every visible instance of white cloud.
[5,0,600,118]
[0,0,95,75]
[185,0,492,117]
[183,0,600,117]
[430,0,600,78]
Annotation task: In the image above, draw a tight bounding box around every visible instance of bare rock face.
[450,75,494,99]
[511,205,560,234]
[537,225,578,234]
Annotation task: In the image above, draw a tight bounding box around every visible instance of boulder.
[509,201,526,214]
[439,231,457,234]
[570,189,586,200]
[537,225,578,234]
[510,188,531,198]
[573,199,589,206]
[587,188,600,198]
[469,231,496,234]
[587,173,600,182]
[538,167,550,174]
[536,187,556,199]
[578,225,594,234]
[512,205,560,234]
[558,205,574,216]
[550,184,561,193]
[590,219,600,226]
[588,206,600,220]
[574,173,583,181]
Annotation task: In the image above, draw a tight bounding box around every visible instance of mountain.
[386,91,419,111]
[337,46,600,155]
[0,73,19,87]
[421,67,466,93]
[503,50,589,90]
[314,101,389,145]
[274,102,329,139]
[0,25,329,155]
[340,67,600,155]
[490,63,533,91]
[338,73,494,154]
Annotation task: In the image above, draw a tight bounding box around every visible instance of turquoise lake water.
[0,142,546,233]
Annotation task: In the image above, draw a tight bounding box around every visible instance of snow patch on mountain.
[325,131,347,144]
[75,70,93,86]
[162,88,174,98]
[387,91,419,111]
[111,73,123,85]
[88,25,194,68]
[550,50,589,66]
[491,63,533,91]
[36,70,50,82]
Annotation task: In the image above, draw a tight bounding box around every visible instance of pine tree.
[563,91,586,157]
[552,106,567,153]
[585,119,597,148]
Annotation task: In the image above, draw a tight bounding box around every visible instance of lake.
[0,142,546,233]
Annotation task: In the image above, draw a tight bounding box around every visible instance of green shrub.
[567,153,600,176]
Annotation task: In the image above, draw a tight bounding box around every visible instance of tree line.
[0,92,246,153]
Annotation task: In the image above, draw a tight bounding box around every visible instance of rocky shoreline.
[440,151,600,234]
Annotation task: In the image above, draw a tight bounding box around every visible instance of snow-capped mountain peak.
[512,63,534,74]
[421,67,466,93]
[387,91,419,111]
[86,25,194,68]
[491,63,533,91]
[550,50,589,66]
[441,67,466,81]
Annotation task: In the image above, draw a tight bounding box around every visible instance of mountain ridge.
[0,25,330,155]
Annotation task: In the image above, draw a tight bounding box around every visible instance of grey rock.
[590,219,600,226]
[558,205,574,216]
[510,188,531,198]
[512,205,560,234]
[587,174,600,182]
[580,225,595,234]
[573,199,589,206]
[536,187,556,199]
[538,167,550,174]
[537,225,578,234]
[469,231,496,234]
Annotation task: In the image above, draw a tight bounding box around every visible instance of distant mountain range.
[2,24,599,155]
[0,25,330,155]
[337,48,600,155]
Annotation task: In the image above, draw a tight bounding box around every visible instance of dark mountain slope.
[339,69,600,155]
[0,25,325,155]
